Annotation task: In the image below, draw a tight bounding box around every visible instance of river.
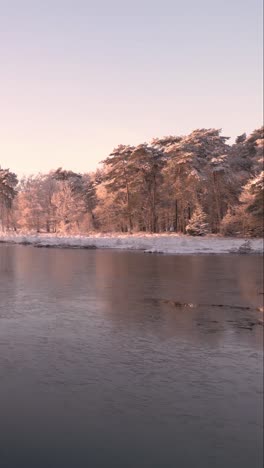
[0,245,263,468]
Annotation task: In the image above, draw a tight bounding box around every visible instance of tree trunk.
[188,204,191,220]
[213,173,222,231]
[152,177,157,233]
[174,199,178,232]
[126,183,133,232]
[121,158,133,232]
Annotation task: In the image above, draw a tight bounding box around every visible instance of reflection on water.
[0,246,263,468]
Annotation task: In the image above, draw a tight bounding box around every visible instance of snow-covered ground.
[0,232,263,255]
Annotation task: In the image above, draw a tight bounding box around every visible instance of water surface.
[0,245,263,468]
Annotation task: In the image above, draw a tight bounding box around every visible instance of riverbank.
[0,232,263,255]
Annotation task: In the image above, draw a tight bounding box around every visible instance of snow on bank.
[0,233,263,255]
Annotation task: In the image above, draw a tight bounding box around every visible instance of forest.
[0,127,263,237]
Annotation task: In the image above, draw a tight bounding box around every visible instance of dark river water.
[0,245,263,468]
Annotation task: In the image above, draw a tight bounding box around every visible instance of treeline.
[0,127,263,236]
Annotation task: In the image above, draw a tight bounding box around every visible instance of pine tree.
[101,145,135,232]
[186,206,209,236]
[238,172,264,237]
[3,125,263,236]
[0,167,18,230]
[130,144,167,232]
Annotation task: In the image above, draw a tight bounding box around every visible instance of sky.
[0,0,263,177]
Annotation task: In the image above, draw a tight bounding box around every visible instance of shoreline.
[0,233,263,255]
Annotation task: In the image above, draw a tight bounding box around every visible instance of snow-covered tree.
[155,129,232,232]
[0,167,18,230]
[15,175,44,231]
[101,145,135,232]
[129,144,167,232]
[186,206,209,236]
[52,169,93,233]
[239,171,264,236]
[4,125,263,237]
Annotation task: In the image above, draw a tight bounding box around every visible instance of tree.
[129,144,167,232]
[0,167,18,230]
[155,129,231,232]
[101,145,135,232]
[230,127,263,179]
[239,171,264,237]
[186,206,209,236]
[4,125,263,237]
[81,173,98,230]
[52,169,87,233]
[15,173,58,232]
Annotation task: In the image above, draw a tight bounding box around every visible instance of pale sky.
[0,0,263,176]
